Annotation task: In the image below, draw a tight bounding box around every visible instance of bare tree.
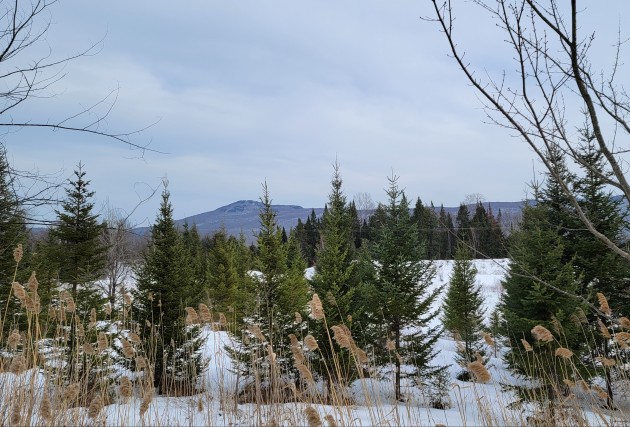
[428,1,630,262]
[0,1,157,226]
[99,205,145,307]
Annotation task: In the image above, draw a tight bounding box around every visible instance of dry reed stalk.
[140,394,152,416]
[577,380,589,391]
[574,307,588,324]
[198,303,212,322]
[297,363,315,384]
[10,401,21,426]
[83,343,96,355]
[185,307,199,325]
[550,316,562,335]
[619,317,630,330]
[331,325,352,349]
[12,282,26,301]
[615,331,630,343]
[324,414,338,427]
[305,335,318,351]
[304,406,322,427]
[9,354,26,374]
[88,394,104,419]
[89,308,97,328]
[26,271,38,292]
[295,312,303,323]
[120,376,132,398]
[531,325,554,342]
[386,339,396,351]
[40,393,52,422]
[219,312,228,327]
[309,294,324,320]
[555,347,573,359]
[124,293,132,305]
[563,378,575,387]
[481,332,495,348]
[521,339,533,352]
[76,321,85,338]
[7,330,20,349]
[197,397,203,412]
[136,356,147,369]
[122,338,135,358]
[598,319,612,339]
[266,344,277,363]
[13,243,23,263]
[598,357,616,367]
[97,332,108,351]
[64,383,80,402]
[597,293,611,315]
[129,332,141,344]
[247,324,266,342]
[104,303,112,316]
[467,360,491,383]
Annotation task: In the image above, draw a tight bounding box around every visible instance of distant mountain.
[172,200,324,241]
[133,199,526,243]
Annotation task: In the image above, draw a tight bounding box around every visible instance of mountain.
[142,199,527,243]
[174,200,324,242]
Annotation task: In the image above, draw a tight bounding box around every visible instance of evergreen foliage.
[365,175,442,400]
[228,183,309,394]
[442,244,486,380]
[500,204,589,402]
[134,186,204,395]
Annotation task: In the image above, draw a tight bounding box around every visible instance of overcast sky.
[3,1,629,226]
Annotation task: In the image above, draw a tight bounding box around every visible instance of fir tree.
[134,185,204,395]
[442,244,486,380]
[366,175,442,400]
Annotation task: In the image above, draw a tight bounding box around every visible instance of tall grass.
[1,248,630,425]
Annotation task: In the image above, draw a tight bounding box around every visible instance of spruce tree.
[500,204,588,403]
[49,164,107,310]
[442,244,486,380]
[49,164,107,356]
[366,175,442,401]
[309,163,363,391]
[228,183,309,398]
[134,186,204,395]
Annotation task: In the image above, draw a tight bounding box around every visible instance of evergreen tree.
[134,186,204,395]
[442,244,486,380]
[0,146,30,333]
[229,183,309,397]
[49,164,107,310]
[366,175,442,401]
[455,204,472,247]
[500,204,588,403]
[205,229,253,325]
[309,163,363,391]
[437,205,455,259]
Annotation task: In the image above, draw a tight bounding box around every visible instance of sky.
[2,1,629,226]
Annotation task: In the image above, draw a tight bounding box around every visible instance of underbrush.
[1,251,630,426]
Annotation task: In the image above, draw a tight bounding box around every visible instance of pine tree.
[366,175,442,400]
[442,244,486,380]
[134,186,204,395]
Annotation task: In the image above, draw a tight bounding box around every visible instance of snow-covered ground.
[3,259,628,426]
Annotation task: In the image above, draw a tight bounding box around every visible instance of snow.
[3,259,628,425]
